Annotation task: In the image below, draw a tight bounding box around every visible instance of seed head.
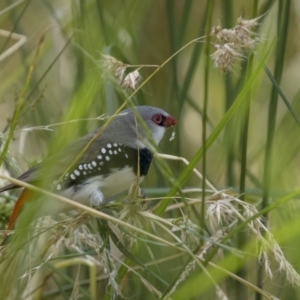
[101,54,127,83]
[211,43,244,73]
[122,70,142,91]
[210,15,262,73]
[237,15,261,29]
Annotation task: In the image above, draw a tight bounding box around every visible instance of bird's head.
[105,106,177,148]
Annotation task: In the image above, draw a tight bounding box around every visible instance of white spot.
[97,155,102,160]
[79,165,83,170]
[92,161,97,167]
[84,164,88,170]
[107,143,112,148]
[83,171,87,175]
[56,184,61,191]
[71,174,76,180]
[105,156,110,161]
[118,148,122,152]
[88,171,91,174]
[88,164,93,170]
[113,143,118,147]
[109,150,113,155]
[74,170,80,176]
[114,150,118,154]
[98,167,101,170]
[101,148,106,154]
[125,154,128,158]
[100,162,104,166]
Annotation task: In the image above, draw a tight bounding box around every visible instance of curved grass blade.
[155,41,274,215]
[262,61,300,127]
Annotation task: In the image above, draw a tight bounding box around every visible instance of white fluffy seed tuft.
[210,15,261,73]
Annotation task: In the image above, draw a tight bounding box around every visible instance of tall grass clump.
[1,1,300,299]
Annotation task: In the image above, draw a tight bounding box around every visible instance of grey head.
[95,106,177,149]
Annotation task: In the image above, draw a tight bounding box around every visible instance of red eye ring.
[152,114,163,125]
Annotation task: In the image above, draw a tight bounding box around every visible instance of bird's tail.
[7,189,31,231]
[1,189,31,245]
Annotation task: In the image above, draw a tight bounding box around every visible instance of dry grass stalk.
[0,29,27,62]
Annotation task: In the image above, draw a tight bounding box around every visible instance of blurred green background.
[1,0,300,299]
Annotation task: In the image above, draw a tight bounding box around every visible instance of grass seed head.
[211,43,244,73]
[210,15,262,72]
[122,70,142,91]
[101,54,127,83]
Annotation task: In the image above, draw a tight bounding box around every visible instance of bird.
[0,106,177,239]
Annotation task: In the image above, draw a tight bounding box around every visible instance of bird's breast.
[98,166,144,199]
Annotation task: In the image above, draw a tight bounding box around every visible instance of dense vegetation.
[0,1,299,299]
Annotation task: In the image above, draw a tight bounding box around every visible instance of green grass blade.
[155,42,273,215]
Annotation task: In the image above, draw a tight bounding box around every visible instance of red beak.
[163,115,177,128]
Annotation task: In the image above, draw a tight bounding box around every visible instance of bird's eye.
[152,114,164,125]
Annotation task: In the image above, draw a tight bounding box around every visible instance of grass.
[1,0,300,299]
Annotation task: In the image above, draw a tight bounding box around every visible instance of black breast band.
[133,148,153,176]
